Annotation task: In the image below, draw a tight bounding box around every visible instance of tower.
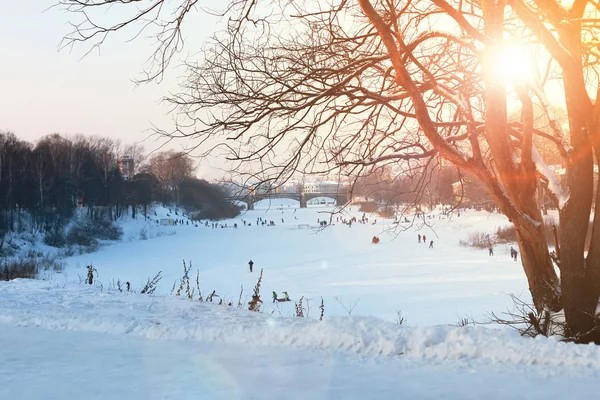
[118,155,135,179]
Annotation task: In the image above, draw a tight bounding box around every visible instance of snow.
[2,279,600,399]
[2,204,599,398]
[4,325,599,400]
[0,278,596,365]
[49,205,530,326]
[254,198,300,208]
[532,146,568,209]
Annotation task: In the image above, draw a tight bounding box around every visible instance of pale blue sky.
[0,1,224,178]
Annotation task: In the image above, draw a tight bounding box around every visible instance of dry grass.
[140,271,162,295]
[248,269,263,312]
[0,257,37,281]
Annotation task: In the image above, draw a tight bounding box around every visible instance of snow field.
[59,201,530,326]
[2,279,600,369]
[2,203,600,399]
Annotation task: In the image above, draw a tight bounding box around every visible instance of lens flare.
[485,44,537,84]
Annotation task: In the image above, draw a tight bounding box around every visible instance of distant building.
[303,180,344,193]
[277,184,298,194]
[118,155,135,179]
[319,181,342,193]
[303,182,319,193]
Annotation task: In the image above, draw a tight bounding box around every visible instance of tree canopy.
[58,0,600,341]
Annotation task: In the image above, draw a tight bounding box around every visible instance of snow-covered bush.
[43,227,67,248]
[66,229,97,247]
[66,215,123,246]
[35,252,66,272]
[77,240,101,255]
[458,231,491,249]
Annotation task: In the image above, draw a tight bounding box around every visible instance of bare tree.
[146,150,195,205]
[122,143,147,173]
[59,0,600,341]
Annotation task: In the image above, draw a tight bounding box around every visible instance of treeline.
[0,131,239,247]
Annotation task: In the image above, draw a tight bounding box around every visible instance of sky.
[0,1,225,179]
[0,2,576,182]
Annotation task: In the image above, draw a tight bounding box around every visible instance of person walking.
[510,247,518,261]
[418,234,421,243]
[423,235,426,244]
[489,246,494,256]
[248,259,254,272]
[429,240,434,248]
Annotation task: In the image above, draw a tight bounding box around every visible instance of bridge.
[229,192,350,210]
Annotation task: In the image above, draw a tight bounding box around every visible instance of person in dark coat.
[248,260,254,272]
[429,240,434,248]
[510,247,518,261]
[418,234,421,243]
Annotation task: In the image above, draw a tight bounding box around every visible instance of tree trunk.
[514,219,561,312]
[558,23,597,337]
[561,194,598,338]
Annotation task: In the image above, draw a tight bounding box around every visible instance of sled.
[275,298,291,303]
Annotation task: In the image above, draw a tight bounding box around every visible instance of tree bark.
[514,217,561,312]
[557,20,597,337]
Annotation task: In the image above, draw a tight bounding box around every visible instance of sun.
[485,44,537,84]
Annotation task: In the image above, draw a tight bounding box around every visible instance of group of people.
[488,245,519,261]
[272,291,291,303]
[418,234,434,248]
[239,217,280,227]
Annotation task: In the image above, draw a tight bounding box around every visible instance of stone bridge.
[229,192,350,210]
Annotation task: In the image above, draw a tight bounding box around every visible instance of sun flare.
[486,44,537,84]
